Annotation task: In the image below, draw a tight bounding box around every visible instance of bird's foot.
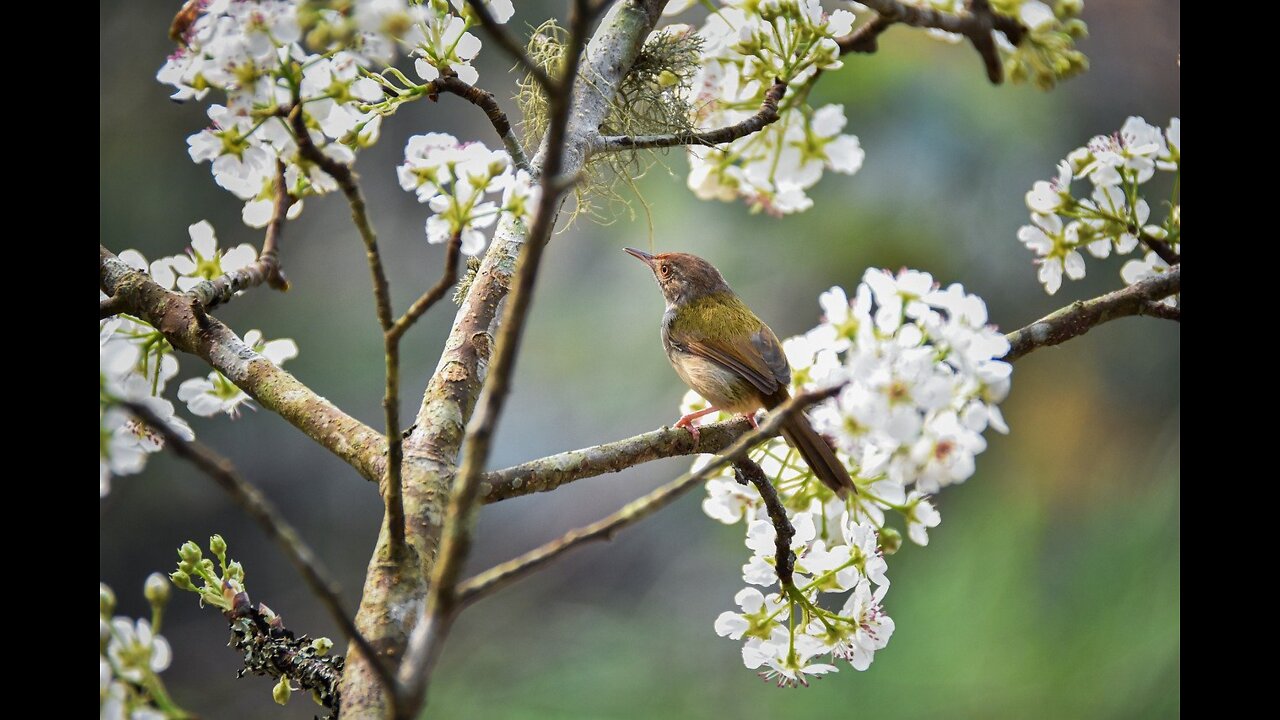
[740,412,760,429]
[675,407,719,445]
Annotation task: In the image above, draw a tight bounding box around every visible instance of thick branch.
[100,246,386,481]
[121,400,395,699]
[1003,266,1181,361]
[455,388,838,607]
[483,268,1183,501]
[594,79,787,153]
[186,162,293,309]
[481,418,757,502]
[340,3,673,715]
[433,76,529,171]
[396,2,595,711]
[464,0,555,91]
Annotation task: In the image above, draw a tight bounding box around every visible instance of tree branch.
[120,400,396,704]
[292,106,409,558]
[185,161,293,309]
[734,458,795,586]
[464,0,555,91]
[100,295,128,319]
[340,3,672,714]
[593,79,787,154]
[100,246,386,482]
[223,593,346,715]
[480,418,758,502]
[481,267,1183,502]
[388,233,464,343]
[395,2,596,712]
[837,15,891,54]
[1003,265,1180,361]
[1140,231,1181,265]
[455,387,839,607]
[838,0,1026,82]
[433,76,530,171]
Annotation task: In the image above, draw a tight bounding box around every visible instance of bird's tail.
[780,414,856,499]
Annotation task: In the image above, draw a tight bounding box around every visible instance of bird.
[624,247,855,498]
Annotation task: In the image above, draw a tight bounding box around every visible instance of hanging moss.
[516,21,703,231]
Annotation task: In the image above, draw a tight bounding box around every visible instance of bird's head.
[624,248,732,308]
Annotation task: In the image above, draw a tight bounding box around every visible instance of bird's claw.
[674,415,703,445]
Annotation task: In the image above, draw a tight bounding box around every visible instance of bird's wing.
[677,324,791,397]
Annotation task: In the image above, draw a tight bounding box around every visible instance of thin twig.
[837,0,1025,82]
[292,105,408,557]
[455,387,841,607]
[464,0,555,91]
[100,295,128,319]
[734,458,795,586]
[120,400,398,703]
[1140,232,1181,265]
[1140,300,1181,322]
[388,233,464,342]
[593,79,787,154]
[221,594,346,713]
[837,15,892,54]
[186,162,294,309]
[967,0,1003,84]
[433,76,530,171]
[395,3,594,712]
[1003,266,1181,361]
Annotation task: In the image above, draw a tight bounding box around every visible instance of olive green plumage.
[624,248,856,498]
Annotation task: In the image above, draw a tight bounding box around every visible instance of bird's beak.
[624,247,657,270]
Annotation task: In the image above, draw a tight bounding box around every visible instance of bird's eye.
[660,264,671,277]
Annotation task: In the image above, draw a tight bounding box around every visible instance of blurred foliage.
[101,1,1178,717]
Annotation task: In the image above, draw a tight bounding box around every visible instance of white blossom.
[1017,117,1179,295]
[151,221,257,292]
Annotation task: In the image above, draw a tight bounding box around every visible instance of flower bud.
[100,583,116,616]
[169,570,195,591]
[209,534,227,559]
[878,526,903,555]
[178,541,202,564]
[1057,0,1084,17]
[144,573,171,607]
[273,676,292,705]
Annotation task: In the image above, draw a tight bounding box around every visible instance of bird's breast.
[665,346,762,414]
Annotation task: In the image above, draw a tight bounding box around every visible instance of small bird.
[625,248,855,498]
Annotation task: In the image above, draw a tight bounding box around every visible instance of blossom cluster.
[100,229,298,496]
[1017,116,1179,296]
[398,133,539,255]
[679,1,865,215]
[688,268,1011,684]
[157,1,513,230]
[101,577,177,720]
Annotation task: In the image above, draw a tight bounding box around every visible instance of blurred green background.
[100,2,1179,718]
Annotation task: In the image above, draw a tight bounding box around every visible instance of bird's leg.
[740,412,759,429]
[674,407,719,444]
